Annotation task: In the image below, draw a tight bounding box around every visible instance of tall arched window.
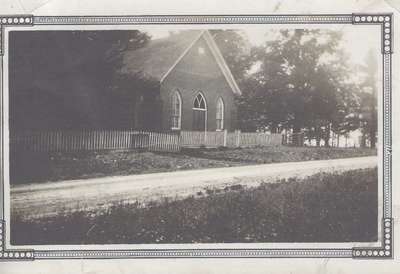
[171,91,182,130]
[193,92,207,131]
[216,97,224,130]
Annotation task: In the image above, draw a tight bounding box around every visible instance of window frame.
[216,97,224,131]
[171,90,182,130]
[193,92,207,111]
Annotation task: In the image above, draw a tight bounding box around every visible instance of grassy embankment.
[11,168,377,244]
[10,146,376,185]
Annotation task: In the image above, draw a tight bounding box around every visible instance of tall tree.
[358,49,378,148]
[237,29,356,145]
[209,30,252,87]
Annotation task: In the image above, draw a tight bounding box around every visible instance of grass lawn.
[10,146,376,185]
[11,168,377,244]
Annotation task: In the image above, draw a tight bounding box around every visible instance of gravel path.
[11,156,377,220]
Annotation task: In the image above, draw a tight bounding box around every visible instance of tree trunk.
[324,124,331,147]
[337,134,340,148]
[324,137,330,147]
[370,130,376,148]
[360,134,367,148]
[293,124,301,133]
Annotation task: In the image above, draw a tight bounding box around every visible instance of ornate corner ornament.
[0,13,394,260]
[0,15,33,55]
[0,220,34,261]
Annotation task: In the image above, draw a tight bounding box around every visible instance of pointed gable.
[120,30,241,95]
[168,36,224,80]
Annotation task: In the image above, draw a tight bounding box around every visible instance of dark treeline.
[9,30,152,131]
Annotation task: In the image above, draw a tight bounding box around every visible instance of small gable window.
[198,47,205,55]
[216,97,224,130]
[171,91,182,130]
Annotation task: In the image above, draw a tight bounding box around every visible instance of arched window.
[216,97,224,130]
[171,91,182,129]
[193,93,206,110]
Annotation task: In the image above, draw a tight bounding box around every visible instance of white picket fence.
[180,131,225,147]
[180,130,282,148]
[10,129,282,153]
[11,130,181,152]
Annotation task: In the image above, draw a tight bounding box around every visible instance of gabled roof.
[120,30,242,95]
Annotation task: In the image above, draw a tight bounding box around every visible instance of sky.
[139,24,380,68]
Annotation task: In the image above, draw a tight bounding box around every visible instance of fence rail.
[10,130,282,153]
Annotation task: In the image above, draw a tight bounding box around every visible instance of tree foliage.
[10,30,151,131]
[235,29,375,147]
[335,50,378,148]
[209,30,253,86]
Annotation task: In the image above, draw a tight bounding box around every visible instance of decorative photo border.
[0,13,393,260]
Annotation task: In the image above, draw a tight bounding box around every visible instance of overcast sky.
[140,24,380,67]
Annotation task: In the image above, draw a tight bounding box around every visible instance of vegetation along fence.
[10,129,282,153]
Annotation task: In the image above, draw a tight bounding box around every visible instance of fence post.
[223,129,227,147]
[235,129,241,147]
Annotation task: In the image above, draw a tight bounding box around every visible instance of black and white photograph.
[6,23,381,247]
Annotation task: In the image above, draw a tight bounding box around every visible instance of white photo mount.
[0,13,393,260]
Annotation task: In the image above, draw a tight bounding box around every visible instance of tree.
[9,30,151,131]
[338,49,378,149]
[209,30,252,87]
[237,29,357,146]
[357,49,378,148]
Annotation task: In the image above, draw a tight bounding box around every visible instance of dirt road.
[11,156,377,220]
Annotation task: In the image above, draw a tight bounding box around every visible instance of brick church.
[120,30,242,132]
